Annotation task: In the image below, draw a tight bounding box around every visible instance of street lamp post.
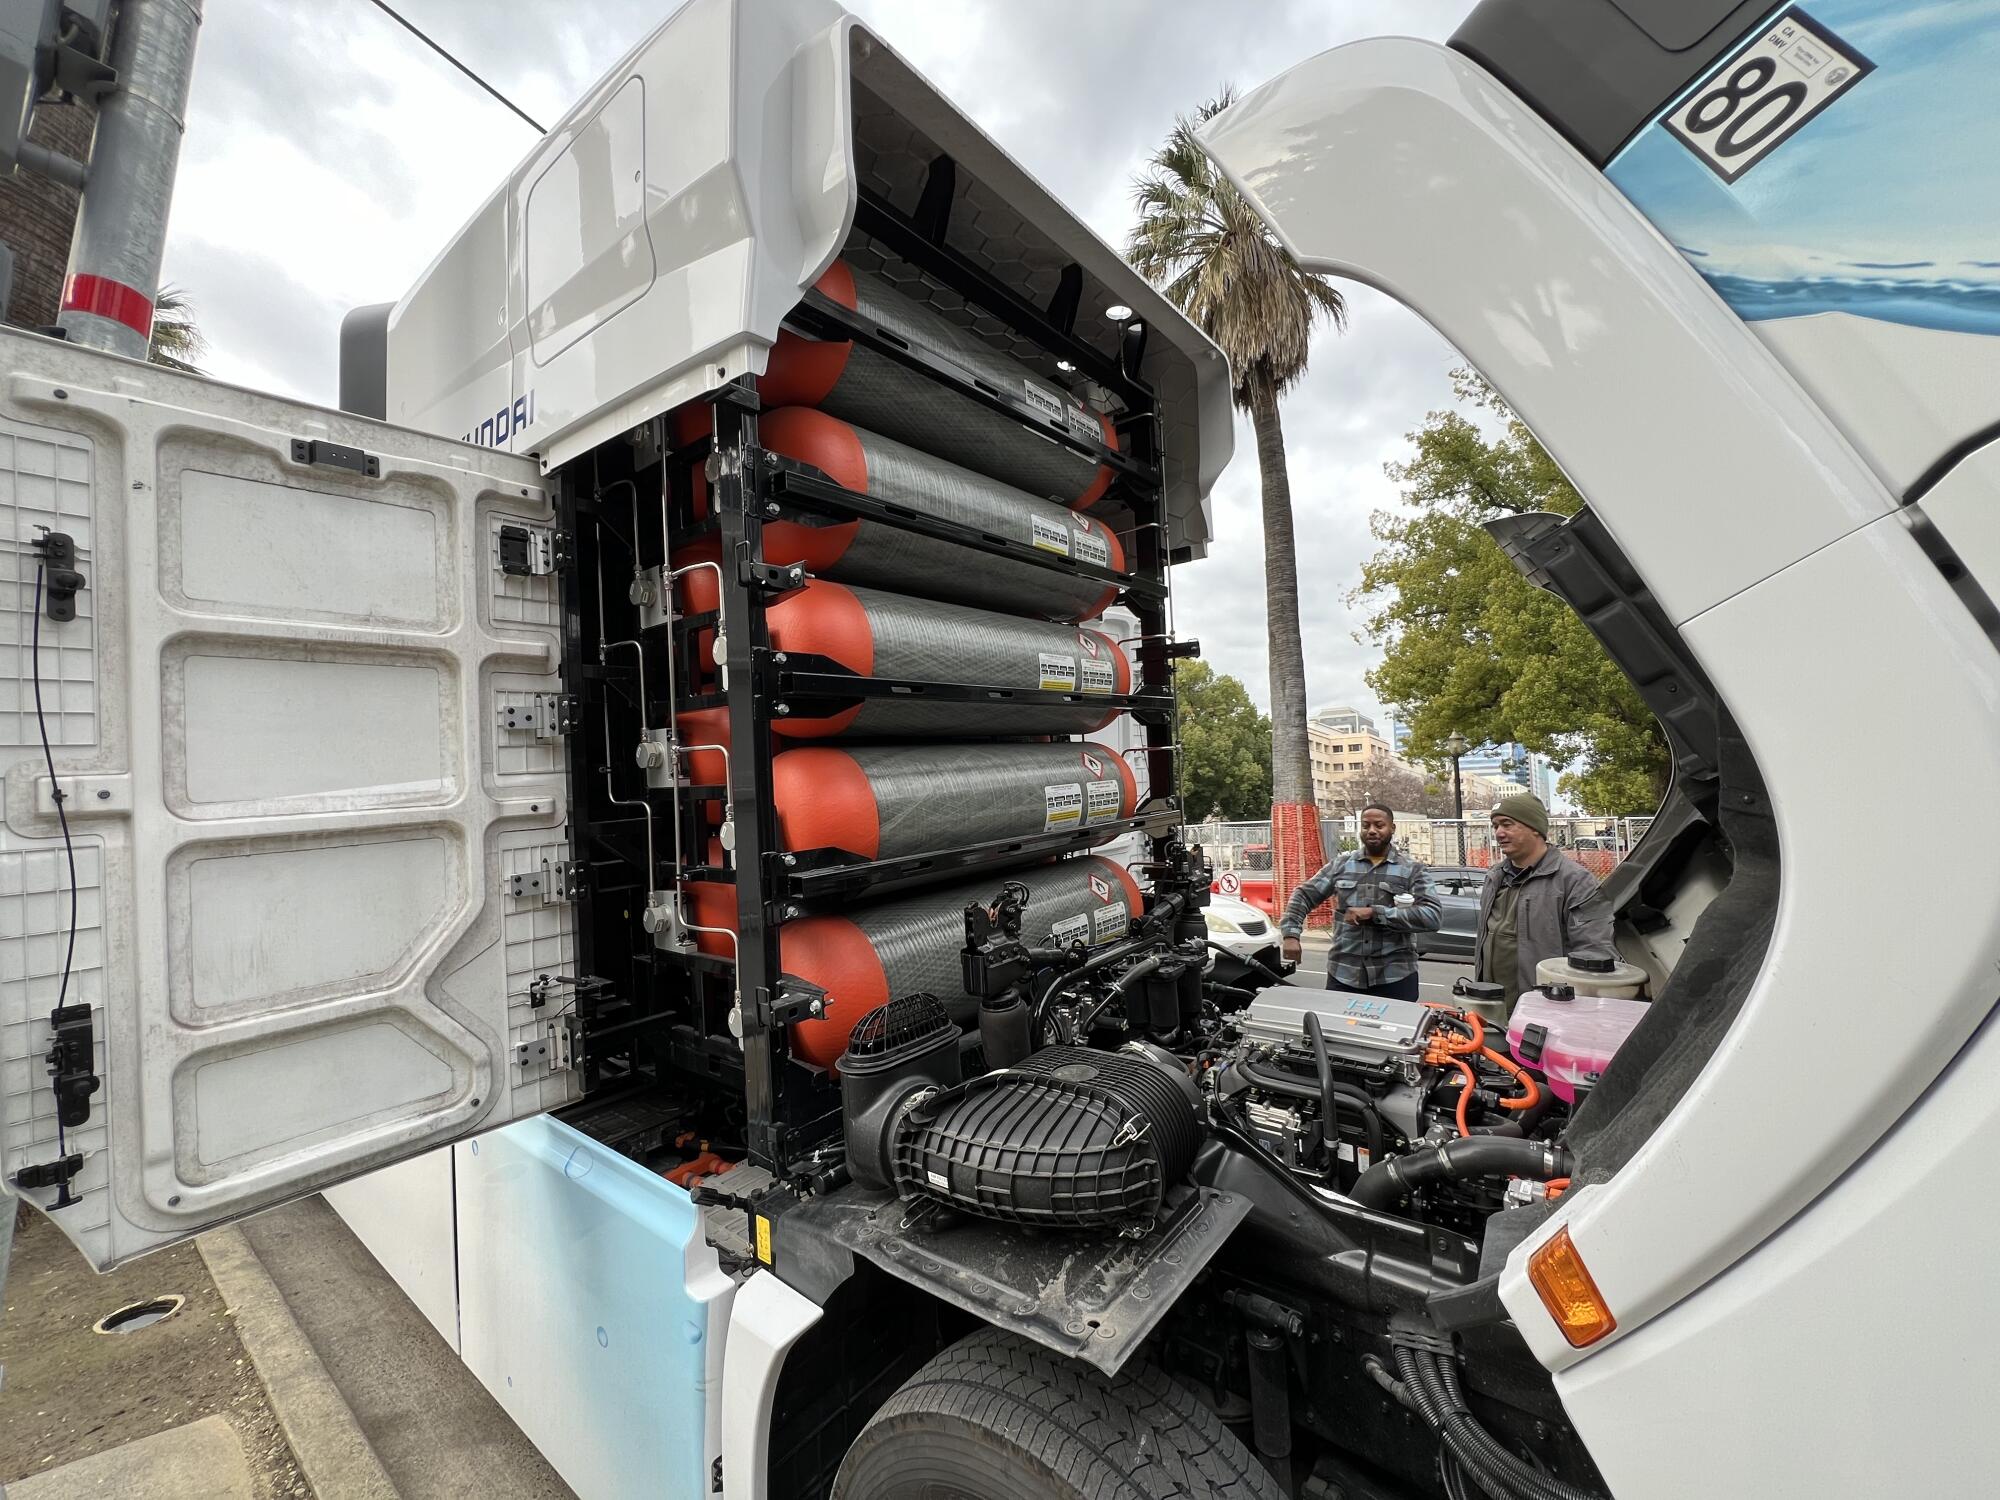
[1445,732,1470,865]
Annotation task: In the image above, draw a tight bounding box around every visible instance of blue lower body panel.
[454,1117,725,1500]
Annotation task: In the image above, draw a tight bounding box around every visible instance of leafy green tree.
[148,284,205,374]
[1174,659,1271,820]
[1129,91,1345,842]
[1358,371,1668,815]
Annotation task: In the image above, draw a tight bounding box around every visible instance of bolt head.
[629,577,657,607]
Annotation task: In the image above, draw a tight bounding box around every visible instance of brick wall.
[2,101,96,330]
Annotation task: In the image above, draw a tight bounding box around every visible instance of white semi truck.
[4,0,1997,1496]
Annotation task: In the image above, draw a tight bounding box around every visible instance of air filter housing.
[892,1044,1201,1233]
[841,994,961,1192]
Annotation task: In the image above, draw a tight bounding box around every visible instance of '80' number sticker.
[1664,7,1873,184]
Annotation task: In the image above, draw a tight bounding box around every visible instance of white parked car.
[1204,894,1281,960]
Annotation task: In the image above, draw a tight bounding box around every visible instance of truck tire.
[830,1327,1286,1500]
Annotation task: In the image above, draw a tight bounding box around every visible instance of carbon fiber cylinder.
[738,407,1126,622]
[762,261,1120,509]
[677,574,1132,738]
[773,740,1138,860]
[783,857,1146,1069]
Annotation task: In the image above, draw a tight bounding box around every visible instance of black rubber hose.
[1350,1138,1573,1211]
[1236,1059,1386,1164]
[1435,1351,1605,1500]
[1207,940,1287,986]
[1396,1346,1530,1500]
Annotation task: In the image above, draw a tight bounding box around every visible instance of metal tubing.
[58,0,204,357]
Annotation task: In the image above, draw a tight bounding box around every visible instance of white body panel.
[1,330,579,1268]
[1200,33,2000,1481]
[1753,315,2000,495]
[384,0,1231,556]
[720,1271,823,1500]
[324,1151,460,1345]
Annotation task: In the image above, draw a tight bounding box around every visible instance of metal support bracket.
[290,437,380,478]
[758,979,827,1028]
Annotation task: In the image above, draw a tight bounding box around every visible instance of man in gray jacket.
[1476,794,1617,1006]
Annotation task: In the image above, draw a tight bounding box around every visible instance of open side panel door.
[1,333,580,1268]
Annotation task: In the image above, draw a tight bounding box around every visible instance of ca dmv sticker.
[1663,7,1873,184]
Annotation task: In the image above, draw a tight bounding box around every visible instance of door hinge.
[497,693,578,739]
[290,437,381,478]
[498,523,566,577]
[48,1003,99,1128]
[506,860,583,905]
[514,1014,578,1073]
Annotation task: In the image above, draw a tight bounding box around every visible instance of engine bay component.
[759,260,1121,508]
[771,740,1136,861]
[691,406,1128,622]
[1507,988,1648,1104]
[840,994,962,1191]
[893,1043,1201,1232]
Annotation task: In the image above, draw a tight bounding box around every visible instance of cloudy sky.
[161,0,1477,728]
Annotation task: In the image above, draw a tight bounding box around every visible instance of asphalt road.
[1292,948,1468,1004]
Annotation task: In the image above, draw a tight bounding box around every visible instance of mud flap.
[783,1183,1249,1375]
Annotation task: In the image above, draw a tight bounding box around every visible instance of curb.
[198,1224,400,1500]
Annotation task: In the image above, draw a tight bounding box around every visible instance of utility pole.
[56,0,203,358]
[1445,732,1469,865]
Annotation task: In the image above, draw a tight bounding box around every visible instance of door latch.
[47,1003,100,1128]
[497,523,558,577]
[31,529,85,623]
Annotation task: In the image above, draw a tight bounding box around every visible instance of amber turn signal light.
[1527,1226,1616,1348]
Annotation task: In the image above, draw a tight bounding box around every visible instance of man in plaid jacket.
[1278,805,1441,999]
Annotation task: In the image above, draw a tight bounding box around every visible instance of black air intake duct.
[841,995,961,1192]
[891,1044,1200,1232]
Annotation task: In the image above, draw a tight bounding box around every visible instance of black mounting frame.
[556,176,1185,1180]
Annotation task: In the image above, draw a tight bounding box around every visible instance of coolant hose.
[1350,1138,1572,1210]
[1304,1010,1388,1166]
[1236,1059,1386,1164]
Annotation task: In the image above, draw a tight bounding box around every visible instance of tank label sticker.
[1074,526,1111,568]
[1091,903,1130,944]
[1663,7,1875,184]
[1088,873,1112,902]
[1080,655,1116,694]
[1039,652,1078,691]
[1081,750,1105,777]
[1023,380,1069,424]
[1086,779,1123,823]
[1045,782,1085,830]
[1050,912,1090,949]
[1031,513,1073,555]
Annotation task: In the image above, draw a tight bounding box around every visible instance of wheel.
[830,1327,1286,1500]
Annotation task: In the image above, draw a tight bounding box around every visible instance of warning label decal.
[1045,782,1084,830]
[1039,652,1077,691]
[1031,513,1073,555]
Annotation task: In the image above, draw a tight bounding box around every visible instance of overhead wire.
[363,0,547,133]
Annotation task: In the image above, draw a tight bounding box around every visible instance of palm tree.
[148,284,206,374]
[1129,90,1347,909]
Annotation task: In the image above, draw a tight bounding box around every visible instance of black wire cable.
[364,0,547,133]
[31,563,80,1159]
